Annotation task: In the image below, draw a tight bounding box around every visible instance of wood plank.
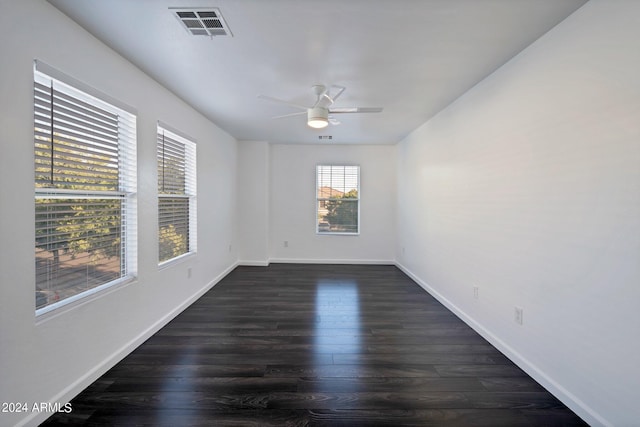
[41,264,587,426]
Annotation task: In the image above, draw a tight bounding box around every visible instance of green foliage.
[342,189,358,199]
[159,224,187,262]
[35,135,121,262]
[324,189,358,233]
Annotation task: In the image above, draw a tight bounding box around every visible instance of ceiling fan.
[258,84,383,129]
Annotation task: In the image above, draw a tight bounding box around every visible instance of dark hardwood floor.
[42,264,587,426]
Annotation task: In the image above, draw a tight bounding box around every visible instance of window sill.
[316,232,360,236]
[35,276,137,325]
[158,251,196,270]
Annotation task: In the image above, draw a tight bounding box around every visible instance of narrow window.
[316,165,360,234]
[34,62,137,315]
[157,124,197,264]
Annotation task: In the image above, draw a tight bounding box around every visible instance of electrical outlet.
[187,267,192,279]
[473,286,479,299]
[228,244,232,252]
[284,241,288,248]
[514,306,523,325]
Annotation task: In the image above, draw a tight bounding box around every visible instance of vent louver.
[171,8,232,37]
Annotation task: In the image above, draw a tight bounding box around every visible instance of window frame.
[157,123,197,265]
[34,61,137,317]
[315,164,360,235]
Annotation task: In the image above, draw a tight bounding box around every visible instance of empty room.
[0,0,638,426]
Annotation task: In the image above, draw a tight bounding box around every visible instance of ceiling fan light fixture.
[307,107,329,129]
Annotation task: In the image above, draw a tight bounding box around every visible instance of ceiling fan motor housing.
[307,106,329,128]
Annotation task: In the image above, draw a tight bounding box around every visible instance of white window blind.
[157,125,197,263]
[34,63,137,315]
[316,165,360,234]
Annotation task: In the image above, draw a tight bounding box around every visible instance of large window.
[316,165,360,234]
[34,62,137,315]
[157,124,197,264]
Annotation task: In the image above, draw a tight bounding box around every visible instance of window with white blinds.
[157,125,197,264]
[316,165,360,234]
[34,62,137,315]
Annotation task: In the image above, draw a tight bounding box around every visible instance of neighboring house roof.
[317,186,344,199]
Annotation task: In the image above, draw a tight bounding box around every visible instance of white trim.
[34,60,137,115]
[268,258,394,265]
[157,125,197,263]
[34,64,138,316]
[35,277,135,320]
[315,164,360,235]
[157,120,197,144]
[238,260,270,267]
[35,189,128,199]
[394,261,609,427]
[315,231,360,236]
[158,251,196,270]
[20,261,239,427]
[25,259,605,426]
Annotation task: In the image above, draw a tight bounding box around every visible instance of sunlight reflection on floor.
[314,280,363,391]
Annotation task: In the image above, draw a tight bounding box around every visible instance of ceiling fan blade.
[257,94,308,110]
[329,107,383,114]
[272,111,307,119]
[328,116,341,125]
[312,85,329,108]
[324,85,346,104]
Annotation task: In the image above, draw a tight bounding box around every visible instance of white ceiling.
[48,0,587,144]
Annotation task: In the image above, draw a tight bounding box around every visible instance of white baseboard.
[24,260,606,427]
[268,258,395,265]
[394,261,609,427]
[21,261,239,427]
[238,260,270,266]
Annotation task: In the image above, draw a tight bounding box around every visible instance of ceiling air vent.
[318,135,333,141]
[170,8,233,37]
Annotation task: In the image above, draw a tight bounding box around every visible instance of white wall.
[4,0,638,425]
[237,140,270,264]
[0,1,238,426]
[396,1,640,425]
[268,144,396,263]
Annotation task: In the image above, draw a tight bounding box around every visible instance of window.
[157,124,197,264]
[316,165,360,234]
[34,61,137,315]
